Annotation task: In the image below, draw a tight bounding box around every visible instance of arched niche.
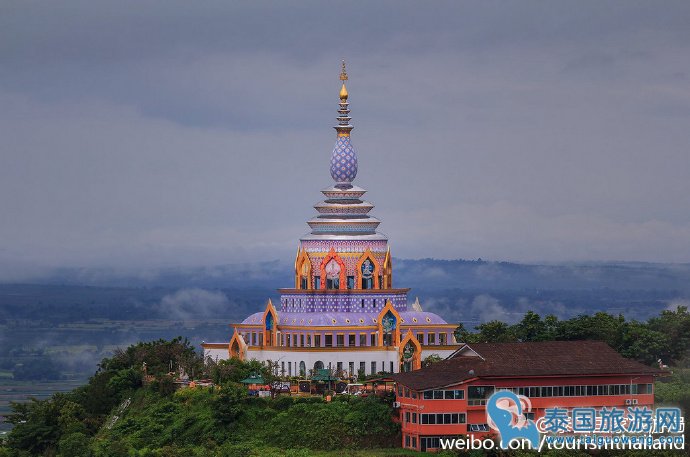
[376,301,401,347]
[356,248,381,289]
[295,249,312,289]
[262,299,278,347]
[399,331,422,372]
[229,331,247,361]
[320,248,347,290]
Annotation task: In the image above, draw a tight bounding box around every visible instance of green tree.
[99,337,202,378]
[555,312,626,350]
[423,354,442,367]
[213,383,247,425]
[207,357,264,385]
[6,398,62,454]
[513,310,547,342]
[57,432,91,457]
[473,320,516,343]
[453,322,472,343]
[647,306,690,363]
[620,321,672,365]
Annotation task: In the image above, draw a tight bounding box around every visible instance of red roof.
[392,340,664,391]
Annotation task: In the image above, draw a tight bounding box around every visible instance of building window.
[468,424,490,432]
[371,361,376,374]
[361,259,374,289]
[417,333,424,345]
[412,412,417,423]
[359,333,366,346]
[405,412,410,423]
[306,334,312,347]
[299,361,306,377]
[359,361,366,375]
[371,333,377,346]
[349,361,354,376]
[325,334,333,347]
[390,361,394,373]
[286,334,291,347]
[361,299,365,308]
[412,437,416,449]
[348,334,356,347]
[288,362,292,376]
[442,390,464,399]
[428,333,436,345]
[325,259,341,289]
[405,435,410,447]
[468,386,494,406]
[336,334,344,347]
[439,333,447,345]
[314,334,321,347]
[347,276,354,289]
[300,334,304,347]
[337,362,343,374]
[420,413,466,424]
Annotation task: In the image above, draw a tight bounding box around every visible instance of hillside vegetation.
[0,338,401,457]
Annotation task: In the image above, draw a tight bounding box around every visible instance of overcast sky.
[1,0,690,273]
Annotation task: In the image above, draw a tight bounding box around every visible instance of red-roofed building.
[390,341,666,452]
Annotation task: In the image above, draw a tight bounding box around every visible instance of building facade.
[202,63,460,377]
[391,341,664,452]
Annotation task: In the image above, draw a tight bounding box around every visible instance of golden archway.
[262,299,278,347]
[376,300,401,347]
[382,246,392,289]
[356,248,381,290]
[295,249,312,289]
[399,330,422,371]
[229,330,247,361]
[320,248,347,290]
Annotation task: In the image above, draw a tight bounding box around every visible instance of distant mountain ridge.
[4,258,690,293]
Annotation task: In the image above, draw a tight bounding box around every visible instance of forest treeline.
[455,306,690,366]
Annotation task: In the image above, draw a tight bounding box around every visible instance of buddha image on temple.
[202,62,461,379]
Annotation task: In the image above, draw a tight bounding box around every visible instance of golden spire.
[339,60,348,101]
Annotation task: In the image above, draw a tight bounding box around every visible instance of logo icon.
[486,391,540,449]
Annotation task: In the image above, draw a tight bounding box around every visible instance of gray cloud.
[2,1,690,271]
[158,288,230,320]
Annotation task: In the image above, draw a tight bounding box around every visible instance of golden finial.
[339,60,348,101]
[340,60,348,81]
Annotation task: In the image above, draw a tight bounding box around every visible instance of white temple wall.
[204,346,458,376]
